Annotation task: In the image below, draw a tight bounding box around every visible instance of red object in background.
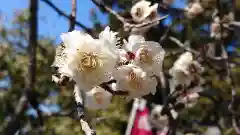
[131,107,153,135]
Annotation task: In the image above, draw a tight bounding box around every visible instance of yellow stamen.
[77,52,102,72]
[128,69,142,90]
[139,48,153,65]
[93,92,104,104]
[136,8,143,17]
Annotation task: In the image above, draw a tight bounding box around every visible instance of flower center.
[187,63,197,74]
[139,48,153,65]
[136,8,143,17]
[127,69,142,90]
[78,52,102,72]
[93,92,104,104]
[127,51,135,60]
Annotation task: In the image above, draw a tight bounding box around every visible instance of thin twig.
[90,0,168,31]
[41,0,96,37]
[69,0,77,32]
[169,36,229,61]
[159,23,173,44]
[90,0,126,23]
[73,85,96,135]
[124,15,169,29]
[27,0,44,132]
[169,36,200,55]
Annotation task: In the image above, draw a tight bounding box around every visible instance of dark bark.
[69,0,77,32]
[3,0,39,134]
[27,0,38,89]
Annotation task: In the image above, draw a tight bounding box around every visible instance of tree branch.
[168,36,231,61]
[27,0,38,90]
[169,36,200,55]
[90,0,126,23]
[4,1,44,134]
[90,0,168,32]
[73,85,96,135]
[69,0,77,32]
[41,0,96,37]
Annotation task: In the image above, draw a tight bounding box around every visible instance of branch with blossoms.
[49,0,240,134]
[51,26,212,134]
[90,0,168,33]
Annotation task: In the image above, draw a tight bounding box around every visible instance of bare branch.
[169,36,229,61]
[90,0,126,23]
[73,85,96,135]
[27,0,38,89]
[169,36,200,55]
[41,0,96,37]
[69,0,77,32]
[90,0,168,32]
[125,15,169,29]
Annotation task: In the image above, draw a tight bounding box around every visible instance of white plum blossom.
[59,27,118,91]
[203,126,221,135]
[125,35,165,76]
[113,64,157,101]
[210,17,221,38]
[169,52,204,92]
[56,32,93,78]
[176,90,201,108]
[130,0,158,23]
[150,104,178,129]
[210,16,232,39]
[84,86,112,110]
[185,2,204,19]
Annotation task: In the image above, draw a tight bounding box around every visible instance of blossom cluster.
[52,26,204,110]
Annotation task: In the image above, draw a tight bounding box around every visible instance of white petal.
[175,52,193,66]
[99,26,118,45]
[203,126,221,135]
[59,31,118,91]
[125,35,145,52]
[117,49,129,64]
[84,86,112,110]
[60,30,93,49]
[133,41,165,75]
[151,105,169,128]
[130,0,152,22]
[150,3,158,13]
[170,109,178,119]
[170,52,193,77]
[113,64,157,101]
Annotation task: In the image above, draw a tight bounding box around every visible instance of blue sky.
[0,0,186,89]
[0,0,108,89]
[0,0,108,43]
[0,0,189,43]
